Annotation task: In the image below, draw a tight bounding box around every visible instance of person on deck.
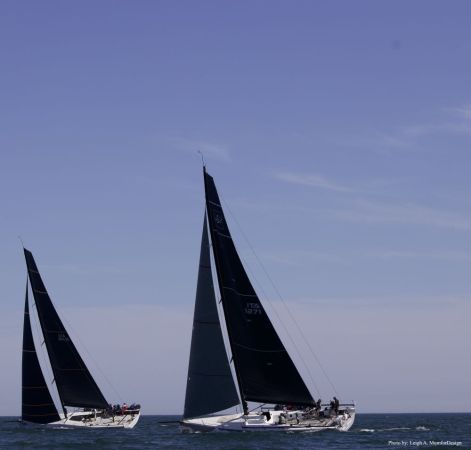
[329,400,336,416]
[333,397,340,414]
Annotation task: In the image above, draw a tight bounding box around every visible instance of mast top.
[197,150,206,170]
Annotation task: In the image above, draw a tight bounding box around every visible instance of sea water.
[0,413,469,449]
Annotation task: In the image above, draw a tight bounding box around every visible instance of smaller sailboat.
[181,168,355,432]
[21,248,141,428]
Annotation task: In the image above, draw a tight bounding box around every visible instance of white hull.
[23,410,141,429]
[180,413,243,433]
[181,406,355,433]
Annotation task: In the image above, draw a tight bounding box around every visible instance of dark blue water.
[1,414,469,449]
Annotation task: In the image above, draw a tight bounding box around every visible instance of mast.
[203,167,248,414]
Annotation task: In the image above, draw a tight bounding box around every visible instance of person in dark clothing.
[333,397,340,414]
[329,399,336,416]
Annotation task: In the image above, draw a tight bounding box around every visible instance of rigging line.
[221,196,340,398]
[218,197,321,399]
[230,248,321,397]
[249,403,266,413]
[226,243,320,399]
[35,289,109,404]
[52,306,124,404]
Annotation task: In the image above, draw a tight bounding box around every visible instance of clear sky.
[1,1,470,415]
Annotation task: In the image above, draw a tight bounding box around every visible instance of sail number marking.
[245,302,262,315]
[58,333,70,342]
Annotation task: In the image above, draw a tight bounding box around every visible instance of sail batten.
[183,215,240,420]
[203,169,315,408]
[23,249,109,410]
[22,281,61,424]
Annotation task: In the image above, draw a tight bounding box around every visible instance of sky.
[1,0,470,415]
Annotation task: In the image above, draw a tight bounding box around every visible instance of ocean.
[0,414,469,449]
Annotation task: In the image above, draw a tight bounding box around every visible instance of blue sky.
[1,1,470,414]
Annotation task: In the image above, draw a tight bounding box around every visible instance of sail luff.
[23,249,109,410]
[22,278,61,423]
[203,168,315,408]
[183,214,240,419]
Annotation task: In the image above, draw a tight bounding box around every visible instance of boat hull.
[181,406,355,433]
[180,413,242,433]
[22,410,141,429]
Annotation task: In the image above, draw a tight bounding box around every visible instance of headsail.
[203,169,315,408]
[22,280,61,423]
[23,249,108,410]
[183,214,240,419]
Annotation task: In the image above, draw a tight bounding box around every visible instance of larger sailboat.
[181,168,355,432]
[21,249,141,428]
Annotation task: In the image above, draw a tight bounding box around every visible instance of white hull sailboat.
[180,168,355,433]
[22,409,141,429]
[181,408,355,433]
[21,249,141,429]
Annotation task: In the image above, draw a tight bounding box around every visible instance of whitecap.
[360,428,375,432]
[416,426,430,431]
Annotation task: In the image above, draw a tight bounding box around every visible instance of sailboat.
[181,168,356,432]
[21,248,141,428]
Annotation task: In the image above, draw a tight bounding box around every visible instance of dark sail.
[183,215,240,419]
[23,249,108,410]
[22,281,61,423]
[204,169,315,408]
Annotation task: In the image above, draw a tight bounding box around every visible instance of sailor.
[333,396,340,414]
[315,399,321,411]
[121,403,128,414]
[330,400,335,416]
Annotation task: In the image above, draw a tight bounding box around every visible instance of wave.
[416,426,430,431]
[359,428,375,432]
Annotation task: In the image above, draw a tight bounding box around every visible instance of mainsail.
[183,215,240,419]
[22,281,61,424]
[23,249,108,410]
[203,168,315,410]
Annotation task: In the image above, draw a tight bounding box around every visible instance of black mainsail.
[23,249,108,411]
[183,215,240,419]
[22,281,61,424]
[203,168,315,412]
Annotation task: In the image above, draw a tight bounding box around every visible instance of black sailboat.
[181,168,355,432]
[21,249,141,428]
